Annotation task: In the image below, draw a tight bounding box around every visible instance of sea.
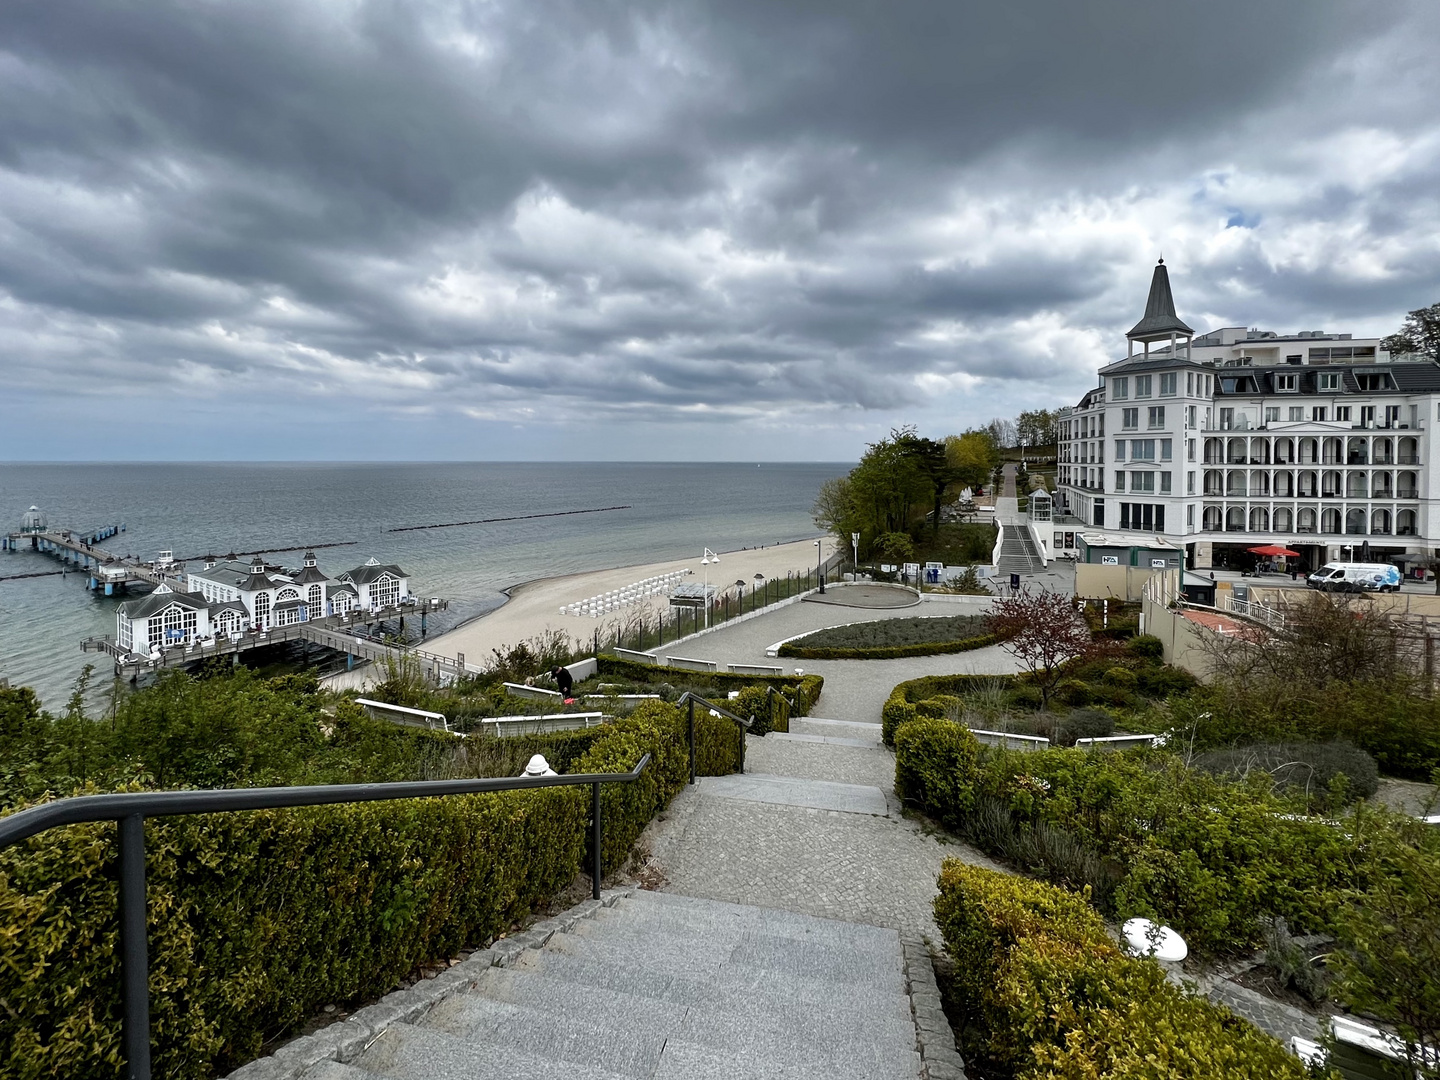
[0,462,845,709]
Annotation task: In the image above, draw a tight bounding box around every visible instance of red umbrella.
[1248,544,1300,557]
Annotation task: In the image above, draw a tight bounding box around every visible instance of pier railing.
[0,755,652,1080]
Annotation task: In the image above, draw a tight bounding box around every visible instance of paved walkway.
[648,591,1021,725]
[639,727,1001,940]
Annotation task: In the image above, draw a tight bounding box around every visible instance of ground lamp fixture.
[814,539,825,594]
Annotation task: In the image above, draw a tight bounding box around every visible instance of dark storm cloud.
[1,0,1439,457]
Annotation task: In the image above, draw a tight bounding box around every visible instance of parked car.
[1306,562,1402,593]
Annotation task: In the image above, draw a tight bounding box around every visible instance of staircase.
[290,890,924,1080]
[995,523,1044,576]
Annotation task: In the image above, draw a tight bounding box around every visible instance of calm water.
[0,462,844,708]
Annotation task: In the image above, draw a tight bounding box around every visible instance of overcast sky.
[3,1,1439,461]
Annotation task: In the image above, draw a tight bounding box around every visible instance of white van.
[1306,562,1402,593]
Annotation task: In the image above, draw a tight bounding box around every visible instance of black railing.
[677,692,753,784]
[0,756,652,1080]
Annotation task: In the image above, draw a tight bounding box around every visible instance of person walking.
[550,665,574,698]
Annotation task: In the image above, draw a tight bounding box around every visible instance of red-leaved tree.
[986,588,1105,706]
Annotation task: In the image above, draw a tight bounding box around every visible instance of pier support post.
[105,582,114,596]
[347,653,353,671]
[420,612,427,636]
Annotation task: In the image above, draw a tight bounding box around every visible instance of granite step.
[786,717,885,743]
[509,946,913,1022]
[347,1022,635,1080]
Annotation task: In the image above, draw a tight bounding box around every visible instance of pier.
[3,505,149,594]
[81,598,458,681]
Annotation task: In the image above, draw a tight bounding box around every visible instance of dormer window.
[1318,372,1340,392]
[1275,374,1297,392]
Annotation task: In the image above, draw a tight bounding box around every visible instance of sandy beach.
[425,536,836,666]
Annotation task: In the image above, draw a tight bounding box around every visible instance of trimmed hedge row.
[882,673,1015,745]
[935,860,1315,1079]
[595,655,823,718]
[0,701,736,1078]
[894,716,1363,954]
[778,633,999,661]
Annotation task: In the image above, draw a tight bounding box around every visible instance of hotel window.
[1123,408,1139,429]
[1289,406,1303,421]
[1160,373,1177,396]
[1187,471,1196,494]
[1161,472,1172,494]
[1385,405,1401,427]
[1115,440,1126,461]
[1115,471,1126,491]
[1135,375,1153,397]
[1111,377,1129,400]
[1187,439,1196,461]
[1187,372,1194,395]
[1219,408,1234,430]
[1336,406,1351,422]
[1132,439,1156,460]
[1161,439,1172,460]
[1275,374,1297,392]
[1361,405,1376,428]
[1187,405,1197,428]
[1312,407,1327,422]
[1132,471,1156,493]
[1265,407,1280,424]
[1148,406,1165,428]
[1187,505,1195,529]
[1319,372,1340,391]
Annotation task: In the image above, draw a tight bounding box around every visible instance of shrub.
[1006,685,1044,711]
[1054,679,1092,707]
[778,616,998,660]
[934,861,1316,1080]
[893,718,981,829]
[1126,634,1165,660]
[914,699,949,719]
[895,735,1365,954]
[1102,666,1138,688]
[0,698,742,1077]
[595,656,824,717]
[731,685,786,737]
[1192,741,1379,808]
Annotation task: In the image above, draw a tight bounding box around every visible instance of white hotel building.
[1057,261,1440,571]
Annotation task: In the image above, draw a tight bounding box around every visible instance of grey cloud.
[1,1,1439,458]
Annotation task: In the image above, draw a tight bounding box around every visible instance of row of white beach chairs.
[561,569,692,618]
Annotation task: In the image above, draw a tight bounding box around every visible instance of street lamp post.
[815,539,825,594]
[701,548,719,628]
[851,532,860,576]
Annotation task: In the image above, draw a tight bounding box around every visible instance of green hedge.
[0,700,738,1077]
[778,633,999,660]
[595,655,823,718]
[934,860,1317,1079]
[882,674,1018,745]
[895,718,1364,954]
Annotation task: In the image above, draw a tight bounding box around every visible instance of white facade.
[118,552,412,652]
[1057,263,1440,570]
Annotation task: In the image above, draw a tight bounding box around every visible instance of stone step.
[299,1064,382,1080]
[650,1039,919,1080]
[599,893,900,955]
[554,920,906,994]
[510,945,912,1021]
[582,899,905,964]
[424,994,667,1077]
[764,731,881,749]
[350,1022,635,1080]
[695,772,889,816]
[787,717,885,742]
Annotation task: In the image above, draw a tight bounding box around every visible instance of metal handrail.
[0,755,652,1080]
[676,692,753,784]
